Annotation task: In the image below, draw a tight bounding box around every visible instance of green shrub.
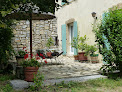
[94,8,122,76]
[46,37,54,49]
[0,19,14,73]
[29,73,44,91]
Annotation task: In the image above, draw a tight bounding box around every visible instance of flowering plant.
[21,47,47,67]
[16,49,26,58]
[22,58,41,67]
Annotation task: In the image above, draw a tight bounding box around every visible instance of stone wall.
[12,18,58,53]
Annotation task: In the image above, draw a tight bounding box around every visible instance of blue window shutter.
[102,13,110,50]
[102,13,110,64]
[61,24,67,55]
[61,0,66,5]
[73,21,78,55]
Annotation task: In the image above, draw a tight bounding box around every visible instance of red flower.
[44,60,47,64]
[23,47,26,49]
[24,54,28,59]
[40,54,43,57]
[43,57,45,59]
[36,56,40,60]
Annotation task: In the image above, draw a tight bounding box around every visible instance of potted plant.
[85,45,99,63]
[72,35,88,61]
[46,37,54,57]
[21,56,41,82]
[16,50,26,65]
[71,37,79,60]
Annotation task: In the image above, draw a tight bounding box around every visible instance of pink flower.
[24,54,28,59]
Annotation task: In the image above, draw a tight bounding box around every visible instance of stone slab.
[9,80,29,90]
[43,75,107,86]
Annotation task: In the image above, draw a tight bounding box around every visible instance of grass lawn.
[0,74,122,92]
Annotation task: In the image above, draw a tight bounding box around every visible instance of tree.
[94,8,122,76]
[0,0,67,73]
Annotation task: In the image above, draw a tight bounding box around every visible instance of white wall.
[55,0,122,61]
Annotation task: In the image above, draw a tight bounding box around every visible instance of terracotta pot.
[16,56,24,65]
[24,67,39,82]
[90,56,99,63]
[46,52,52,57]
[78,52,88,61]
[74,55,79,60]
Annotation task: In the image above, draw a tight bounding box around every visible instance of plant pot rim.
[90,54,99,57]
[74,55,78,56]
[78,52,85,54]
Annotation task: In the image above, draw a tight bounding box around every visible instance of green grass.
[0,74,16,92]
[0,74,15,81]
[40,78,122,92]
[0,74,122,92]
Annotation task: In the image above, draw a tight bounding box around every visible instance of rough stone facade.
[12,18,58,53]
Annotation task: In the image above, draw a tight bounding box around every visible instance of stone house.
[12,18,58,54]
[55,0,122,62]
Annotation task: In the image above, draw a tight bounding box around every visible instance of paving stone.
[38,57,103,79]
[9,80,29,90]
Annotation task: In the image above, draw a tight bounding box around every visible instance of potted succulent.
[72,35,88,61]
[21,55,41,82]
[85,45,99,63]
[46,37,54,57]
[16,50,26,65]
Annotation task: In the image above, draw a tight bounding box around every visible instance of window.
[55,36,59,46]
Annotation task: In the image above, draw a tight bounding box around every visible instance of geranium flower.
[36,56,40,60]
[44,60,47,64]
[24,54,29,59]
[43,57,45,59]
[23,47,26,49]
[40,54,44,57]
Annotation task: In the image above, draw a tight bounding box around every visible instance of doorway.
[68,23,74,55]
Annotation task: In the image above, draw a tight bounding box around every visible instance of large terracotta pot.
[24,67,39,82]
[78,52,88,61]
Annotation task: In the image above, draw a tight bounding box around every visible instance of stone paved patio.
[39,56,103,79]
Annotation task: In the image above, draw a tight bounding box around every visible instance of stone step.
[9,75,107,90]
